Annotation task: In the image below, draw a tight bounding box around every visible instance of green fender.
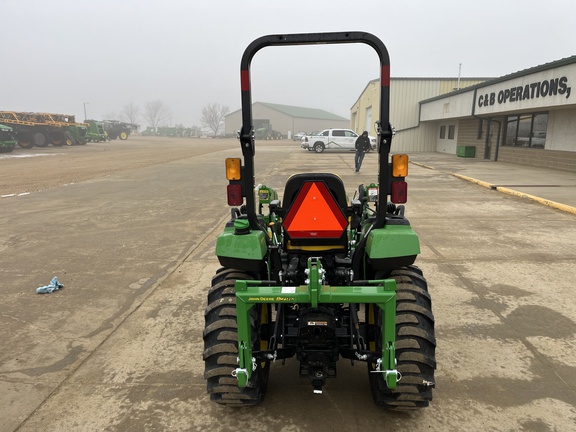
[365,223,420,271]
[216,220,267,272]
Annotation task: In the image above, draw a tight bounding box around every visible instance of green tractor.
[0,124,17,153]
[255,127,282,140]
[203,32,436,409]
[85,120,108,142]
[102,120,137,140]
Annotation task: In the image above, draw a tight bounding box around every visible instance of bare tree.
[201,103,229,136]
[121,103,140,125]
[143,100,171,132]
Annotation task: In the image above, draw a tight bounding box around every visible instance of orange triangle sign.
[284,181,348,239]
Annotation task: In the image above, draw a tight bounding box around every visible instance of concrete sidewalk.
[409,152,576,215]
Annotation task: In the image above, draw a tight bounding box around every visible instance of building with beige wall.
[352,56,576,172]
[420,56,576,172]
[351,78,490,152]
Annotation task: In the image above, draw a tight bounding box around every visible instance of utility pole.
[457,63,462,90]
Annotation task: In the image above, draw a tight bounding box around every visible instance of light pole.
[83,102,89,121]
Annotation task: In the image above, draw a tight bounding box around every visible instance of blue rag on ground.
[36,276,63,294]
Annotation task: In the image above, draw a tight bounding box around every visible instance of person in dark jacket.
[354,131,371,172]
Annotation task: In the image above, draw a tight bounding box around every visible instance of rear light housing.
[390,154,408,203]
[227,184,243,206]
[391,181,407,204]
[226,158,242,180]
[226,158,243,206]
[392,154,408,177]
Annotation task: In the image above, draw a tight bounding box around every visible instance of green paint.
[365,224,420,259]
[215,227,267,261]
[234,258,398,390]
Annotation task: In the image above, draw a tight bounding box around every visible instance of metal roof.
[420,55,576,104]
[256,102,348,121]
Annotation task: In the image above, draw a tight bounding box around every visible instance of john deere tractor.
[0,124,17,153]
[203,32,436,410]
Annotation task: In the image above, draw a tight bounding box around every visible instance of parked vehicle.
[255,127,282,140]
[85,120,108,142]
[301,128,377,153]
[203,31,436,409]
[102,120,138,140]
[0,124,17,153]
[0,111,88,147]
[292,131,307,141]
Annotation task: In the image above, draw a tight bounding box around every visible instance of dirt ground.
[0,136,236,196]
[2,137,576,431]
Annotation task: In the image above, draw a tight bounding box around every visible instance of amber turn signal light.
[392,154,408,177]
[225,158,242,180]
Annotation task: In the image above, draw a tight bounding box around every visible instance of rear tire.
[203,268,270,406]
[368,265,436,410]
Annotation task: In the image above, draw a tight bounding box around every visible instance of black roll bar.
[239,32,392,229]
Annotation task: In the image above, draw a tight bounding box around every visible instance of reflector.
[226,158,242,180]
[392,154,408,177]
[391,181,407,204]
[284,181,348,239]
[227,184,243,206]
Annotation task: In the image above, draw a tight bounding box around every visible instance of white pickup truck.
[300,128,377,153]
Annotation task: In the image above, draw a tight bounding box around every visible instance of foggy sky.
[4,0,575,129]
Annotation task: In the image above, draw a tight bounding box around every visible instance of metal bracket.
[370,358,402,388]
[232,356,257,385]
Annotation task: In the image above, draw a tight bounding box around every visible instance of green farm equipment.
[102,120,138,140]
[85,120,108,142]
[0,111,88,147]
[0,124,17,153]
[255,127,282,140]
[203,32,436,409]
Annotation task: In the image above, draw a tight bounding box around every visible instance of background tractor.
[85,120,108,142]
[0,124,17,153]
[203,32,436,409]
[102,120,138,140]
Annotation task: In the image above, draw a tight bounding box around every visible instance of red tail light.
[227,184,243,206]
[391,181,407,204]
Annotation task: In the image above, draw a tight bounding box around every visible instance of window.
[332,130,345,137]
[448,125,455,139]
[344,130,358,138]
[503,112,547,148]
[321,130,329,136]
[439,125,446,139]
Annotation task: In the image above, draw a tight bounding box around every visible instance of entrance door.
[484,120,492,160]
[364,107,372,133]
